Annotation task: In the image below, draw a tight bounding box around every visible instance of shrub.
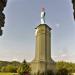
[56,68,69,75]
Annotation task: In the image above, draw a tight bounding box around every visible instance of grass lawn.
[0,73,18,75]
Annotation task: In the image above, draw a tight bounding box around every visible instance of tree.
[72,0,75,19]
[6,65,17,73]
[36,70,54,75]
[47,70,54,75]
[56,61,75,73]
[1,66,6,72]
[56,68,69,75]
[17,60,31,75]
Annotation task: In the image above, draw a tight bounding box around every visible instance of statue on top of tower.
[41,8,45,24]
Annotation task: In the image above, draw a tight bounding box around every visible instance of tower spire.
[41,8,46,24]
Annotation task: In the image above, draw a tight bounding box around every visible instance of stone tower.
[30,8,56,75]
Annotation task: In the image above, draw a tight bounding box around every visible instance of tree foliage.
[0,61,20,72]
[17,60,31,75]
[1,66,6,72]
[1,65,17,73]
[47,70,54,75]
[6,65,17,73]
[56,61,75,73]
[0,60,75,74]
[72,0,75,19]
[56,68,69,75]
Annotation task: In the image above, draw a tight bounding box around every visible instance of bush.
[35,70,54,75]
[6,65,17,73]
[47,70,54,75]
[1,66,6,72]
[56,68,69,75]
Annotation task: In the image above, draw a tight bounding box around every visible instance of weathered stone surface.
[30,24,56,75]
[0,0,7,35]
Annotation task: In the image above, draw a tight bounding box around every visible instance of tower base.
[30,58,56,75]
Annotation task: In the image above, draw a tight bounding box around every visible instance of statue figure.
[41,8,45,24]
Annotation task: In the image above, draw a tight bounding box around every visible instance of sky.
[0,0,75,62]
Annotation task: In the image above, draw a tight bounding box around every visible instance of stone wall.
[0,0,7,35]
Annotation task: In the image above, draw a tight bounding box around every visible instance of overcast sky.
[0,0,75,62]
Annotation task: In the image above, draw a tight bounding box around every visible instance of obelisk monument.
[30,8,56,75]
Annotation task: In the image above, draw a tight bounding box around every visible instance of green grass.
[0,73,18,75]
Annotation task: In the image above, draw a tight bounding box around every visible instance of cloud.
[55,24,60,28]
[54,54,75,63]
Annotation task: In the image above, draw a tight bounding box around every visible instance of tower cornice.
[35,24,52,31]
